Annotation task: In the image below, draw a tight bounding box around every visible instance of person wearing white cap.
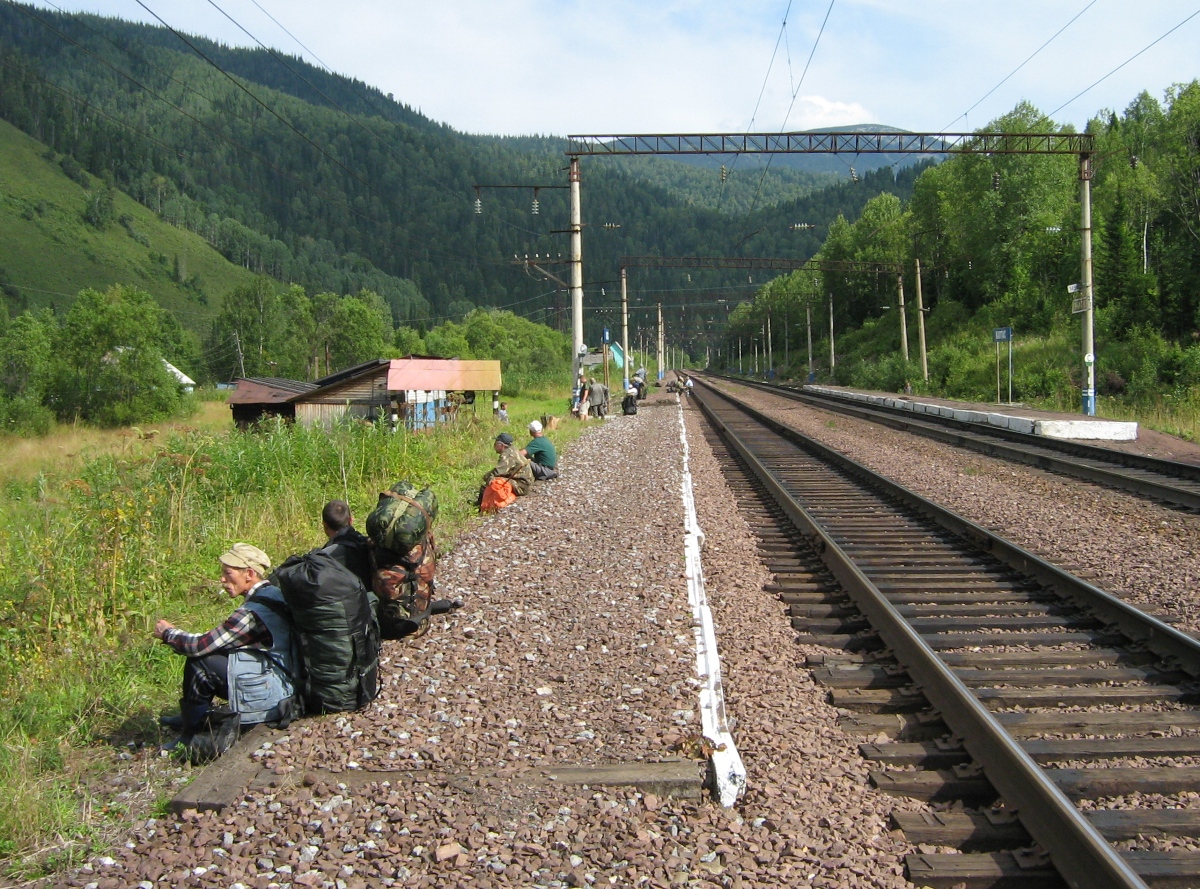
[521,419,559,480]
[622,386,638,416]
[153,542,297,754]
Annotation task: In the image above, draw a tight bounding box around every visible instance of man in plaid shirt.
[154,543,280,744]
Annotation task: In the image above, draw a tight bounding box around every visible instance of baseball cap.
[219,543,271,576]
[528,420,543,434]
[495,432,515,446]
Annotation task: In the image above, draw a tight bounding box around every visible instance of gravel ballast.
[61,395,918,889]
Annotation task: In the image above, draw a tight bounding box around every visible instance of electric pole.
[915,258,928,382]
[657,302,664,380]
[829,296,836,371]
[897,270,909,362]
[620,267,630,392]
[806,302,813,382]
[569,157,584,383]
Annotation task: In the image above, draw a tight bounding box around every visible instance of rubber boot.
[162,702,209,754]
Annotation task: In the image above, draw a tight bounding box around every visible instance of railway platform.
[65,393,915,889]
[805,384,1138,441]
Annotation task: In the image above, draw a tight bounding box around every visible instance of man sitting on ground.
[155,543,295,753]
[481,432,534,498]
[520,420,559,480]
[321,499,373,591]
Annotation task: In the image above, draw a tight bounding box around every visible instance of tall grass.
[0,395,582,876]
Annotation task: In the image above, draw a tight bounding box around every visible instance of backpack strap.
[379,492,433,548]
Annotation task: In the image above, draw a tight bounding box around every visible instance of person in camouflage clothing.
[482,432,534,496]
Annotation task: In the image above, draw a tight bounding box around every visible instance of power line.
[718,0,794,211]
[944,0,1098,130]
[6,5,541,281]
[2,3,379,223]
[740,0,837,239]
[1049,7,1200,117]
[131,0,379,197]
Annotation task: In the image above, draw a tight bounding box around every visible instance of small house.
[226,377,318,429]
[229,358,503,431]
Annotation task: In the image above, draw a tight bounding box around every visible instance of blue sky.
[29,0,1200,136]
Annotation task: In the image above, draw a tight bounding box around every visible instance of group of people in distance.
[478,419,558,509]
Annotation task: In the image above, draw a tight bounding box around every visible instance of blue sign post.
[993,326,1013,404]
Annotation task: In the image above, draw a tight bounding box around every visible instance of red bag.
[480,477,517,512]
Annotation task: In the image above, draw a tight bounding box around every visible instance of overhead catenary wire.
[943,0,1099,131]
[717,0,794,211]
[737,0,837,243]
[1049,7,1200,117]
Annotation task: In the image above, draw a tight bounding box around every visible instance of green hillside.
[0,117,258,324]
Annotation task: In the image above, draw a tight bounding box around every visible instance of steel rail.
[692,379,1177,889]
[712,375,1200,510]
[698,379,1200,675]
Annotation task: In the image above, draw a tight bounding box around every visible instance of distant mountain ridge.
[0,2,926,346]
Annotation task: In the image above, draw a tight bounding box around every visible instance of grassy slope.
[0,118,259,330]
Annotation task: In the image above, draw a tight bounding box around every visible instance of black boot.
[159,713,185,731]
[162,703,210,754]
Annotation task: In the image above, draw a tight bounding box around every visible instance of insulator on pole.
[474,198,482,214]
[849,166,858,183]
[720,164,727,182]
[992,171,1001,191]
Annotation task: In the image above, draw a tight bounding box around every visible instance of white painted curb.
[677,405,747,807]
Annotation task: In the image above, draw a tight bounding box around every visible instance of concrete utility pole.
[1080,154,1096,416]
[620,267,630,392]
[829,296,836,371]
[569,157,584,383]
[915,258,929,382]
[657,302,664,380]
[739,338,743,374]
[766,314,773,378]
[897,271,909,362]
[806,302,813,381]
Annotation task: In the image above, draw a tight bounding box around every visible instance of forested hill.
[0,2,929,342]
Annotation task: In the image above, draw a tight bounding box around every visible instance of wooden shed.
[290,357,503,431]
[226,377,318,429]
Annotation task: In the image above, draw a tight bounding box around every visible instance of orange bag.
[479,477,517,512]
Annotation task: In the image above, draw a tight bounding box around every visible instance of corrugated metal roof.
[228,377,318,404]
[293,358,502,403]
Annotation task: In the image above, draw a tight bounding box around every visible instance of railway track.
[691,379,1200,889]
[703,373,1200,511]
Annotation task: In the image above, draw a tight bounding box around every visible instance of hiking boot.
[159,713,185,731]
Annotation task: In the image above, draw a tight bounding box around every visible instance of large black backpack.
[272,551,381,714]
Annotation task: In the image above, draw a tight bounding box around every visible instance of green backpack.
[366,481,438,555]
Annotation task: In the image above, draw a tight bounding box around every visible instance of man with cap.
[154,543,296,750]
[520,420,559,480]
[481,432,535,498]
[587,376,608,418]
